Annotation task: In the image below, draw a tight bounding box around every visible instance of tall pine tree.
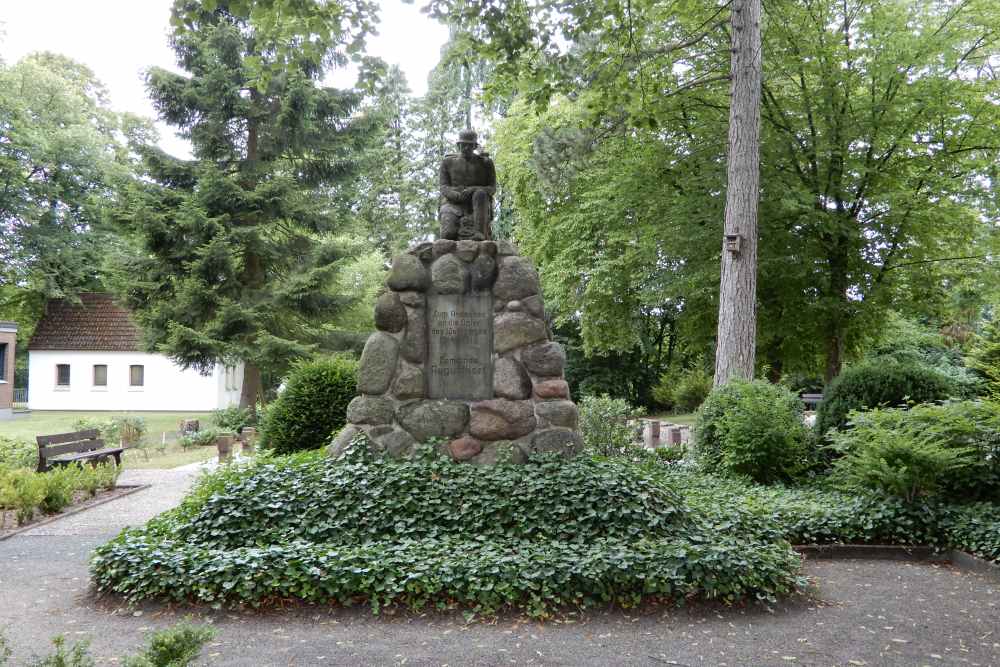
[117,0,375,407]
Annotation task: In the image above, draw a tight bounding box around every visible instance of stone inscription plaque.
[427,293,494,399]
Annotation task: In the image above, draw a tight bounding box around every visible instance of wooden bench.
[36,429,124,473]
[800,393,824,410]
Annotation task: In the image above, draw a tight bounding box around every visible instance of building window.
[56,364,71,386]
[0,343,7,381]
[93,364,108,387]
[129,365,144,387]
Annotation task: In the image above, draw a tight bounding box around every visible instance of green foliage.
[653,364,712,413]
[260,356,357,455]
[178,429,220,450]
[967,316,1000,396]
[120,619,215,667]
[0,436,36,470]
[210,406,254,433]
[114,5,378,401]
[816,361,957,435]
[827,401,1000,502]
[72,416,147,446]
[27,636,94,667]
[694,381,812,484]
[91,450,802,614]
[1,463,119,526]
[578,394,640,457]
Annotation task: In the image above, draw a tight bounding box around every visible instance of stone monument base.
[330,239,582,465]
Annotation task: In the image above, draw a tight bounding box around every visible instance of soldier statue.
[439,129,496,241]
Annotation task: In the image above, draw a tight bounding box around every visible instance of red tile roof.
[28,293,144,352]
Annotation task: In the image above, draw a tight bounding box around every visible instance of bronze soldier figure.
[438,129,496,240]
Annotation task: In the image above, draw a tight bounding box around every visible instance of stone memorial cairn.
[330,238,583,464]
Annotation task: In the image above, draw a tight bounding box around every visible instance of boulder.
[534,400,579,429]
[387,253,429,291]
[496,240,518,256]
[397,400,469,441]
[391,361,424,400]
[455,240,480,262]
[470,399,536,440]
[346,395,394,425]
[493,357,531,400]
[374,291,406,333]
[400,307,427,363]
[480,240,498,257]
[521,342,566,377]
[398,291,425,308]
[494,255,540,302]
[494,312,547,353]
[469,440,527,465]
[531,428,583,457]
[433,239,456,258]
[534,379,570,400]
[470,255,498,291]
[430,254,467,294]
[327,424,361,458]
[408,241,434,261]
[448,435,483,461]
[357,332,398,394]
[522,294,544,319]
[381,429,417,459]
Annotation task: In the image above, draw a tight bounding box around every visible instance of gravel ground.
[0,466,997,666]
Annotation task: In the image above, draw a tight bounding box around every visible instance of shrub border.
[0,484,150,542]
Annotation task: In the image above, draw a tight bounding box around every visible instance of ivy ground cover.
[90,449,802,616]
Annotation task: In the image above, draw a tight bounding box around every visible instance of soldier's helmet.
[457,129,479,146]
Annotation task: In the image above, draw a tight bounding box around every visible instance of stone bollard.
[642,420,661,449]
[239,427,257,456]
[215,433,236,463]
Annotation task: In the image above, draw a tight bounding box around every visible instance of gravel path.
[1,467,998,666]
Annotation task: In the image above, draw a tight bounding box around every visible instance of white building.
[27,293,243,411]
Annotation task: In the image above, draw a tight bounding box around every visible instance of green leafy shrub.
[91,450,802,615]
[27,636,94,667]
[652,364,712,413]
[260,356,358,455]
[211,405,254,433]
[39,467,78,514]
[815,361,956,435]
[826,401,1000,502]
[578,394,640,457]
[121,619,215,667]
[693,380,812,484]
[6,470,45,524]
[178,429,220,449]
[0,436,36,470]
[72,416,147,446]
[967,316,1000,396]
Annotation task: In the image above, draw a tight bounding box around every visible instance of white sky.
[0,0,448,158]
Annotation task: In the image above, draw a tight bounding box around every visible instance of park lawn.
[648,412,697,426]
[0,410,216,469]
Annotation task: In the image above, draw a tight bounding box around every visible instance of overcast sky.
[0,0,449,158]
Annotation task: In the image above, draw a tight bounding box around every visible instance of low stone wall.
[331,240,582,465]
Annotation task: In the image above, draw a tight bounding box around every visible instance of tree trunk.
[240,363,261,410]
[714,0,762,387]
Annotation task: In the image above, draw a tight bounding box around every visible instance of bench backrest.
[36,429,105,472]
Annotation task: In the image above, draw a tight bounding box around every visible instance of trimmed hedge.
[816,361,955,435]
[260,356,358,454]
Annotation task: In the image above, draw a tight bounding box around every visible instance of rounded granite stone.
[521,342,566,377]
[400,307,427,363]
[531,427,583,457]
[493,255,540,302]
[494,312,547,354]
[448,435,483,461]
[327,424,361,458]
[357,332,399,394]
[387,253,430,292]
[391,361,424,400]
[533,379,570,400]
[430,253,467,294]
[346,395,395,425]
[469,399,537,440]
[534,400,579,429]
[493,357,531,400]
[397,400,469,442]
[374,291,406,333]
[470,255,498,291]
[455,240,480,262]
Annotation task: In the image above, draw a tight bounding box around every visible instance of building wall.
[0,322,16,418]
[27,350,242,412]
